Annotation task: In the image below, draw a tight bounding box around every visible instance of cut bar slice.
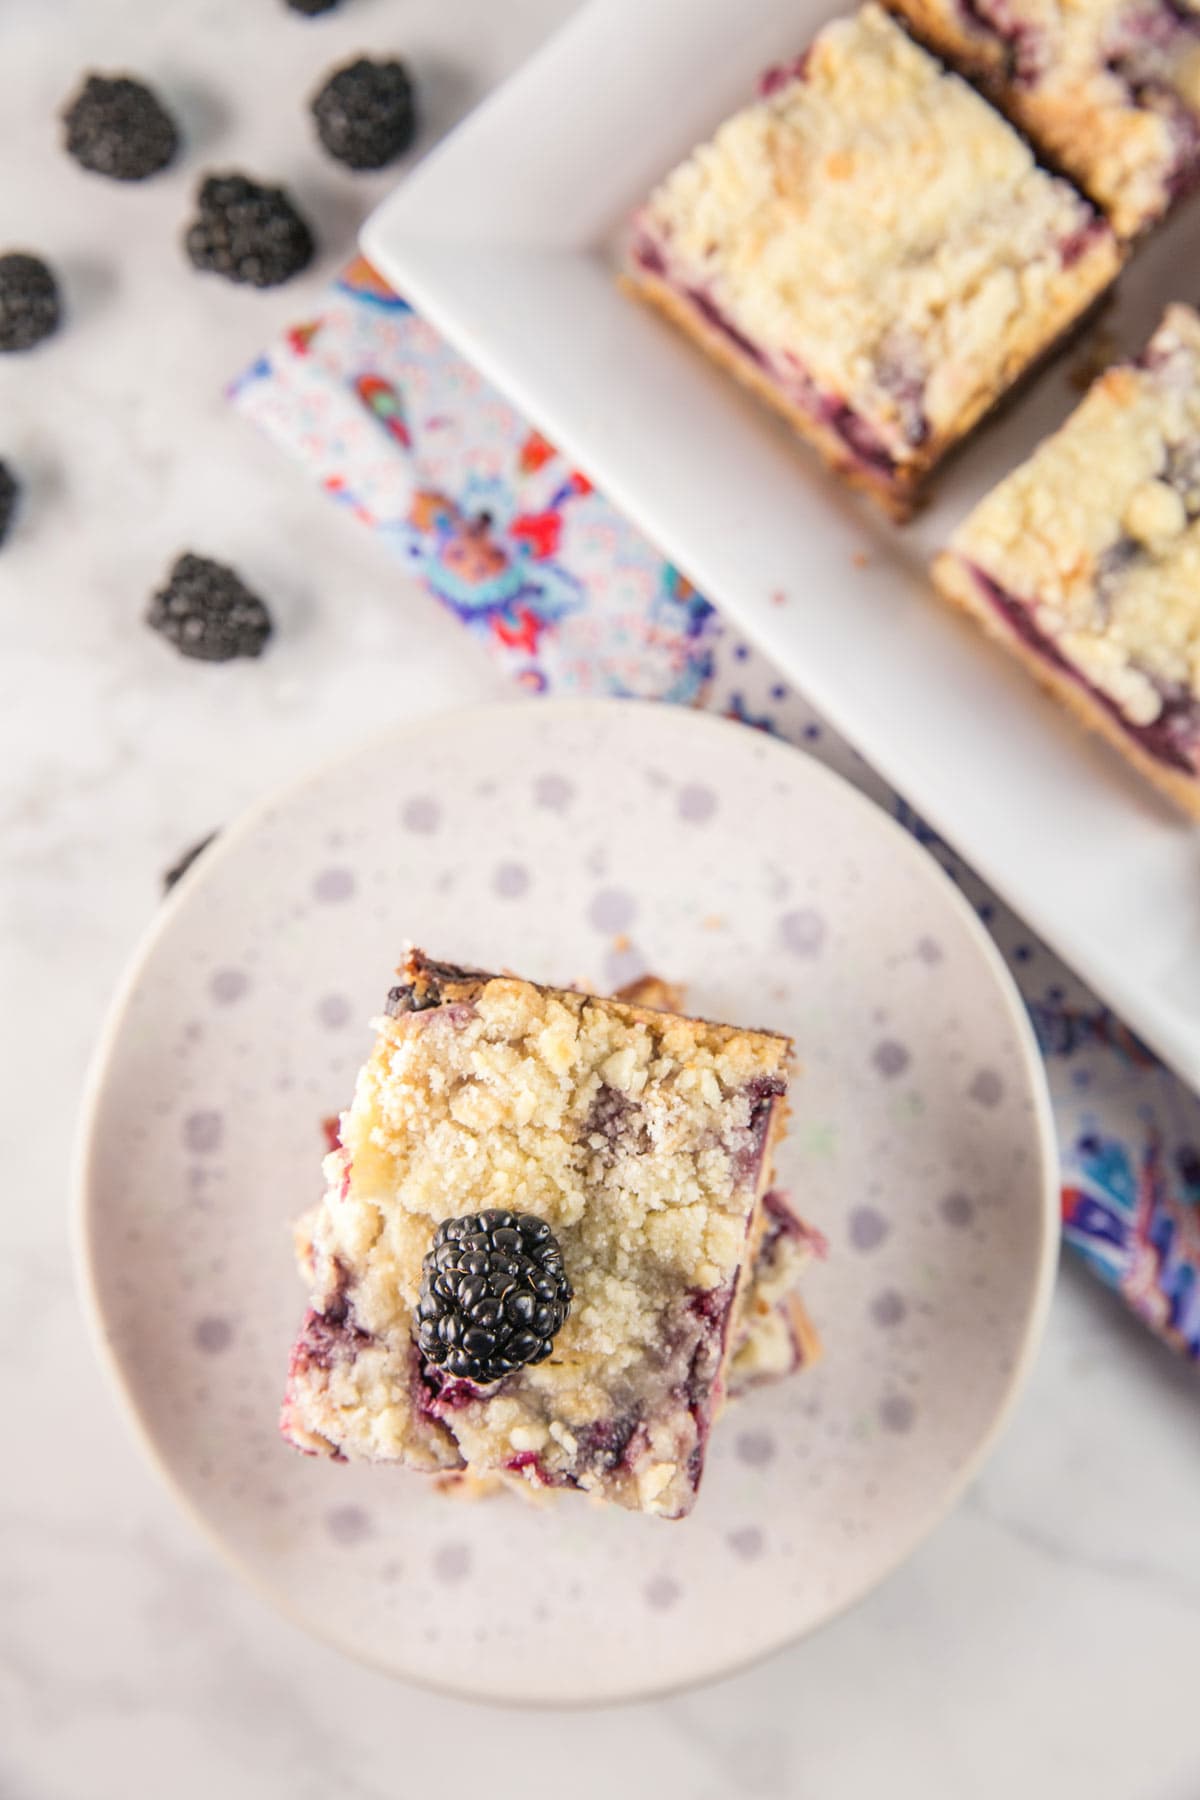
[612,981,822,1394]
[727,1192,825,1396]
[625,3,1122,519]
[885,0,1200,237]
[425,1192,824,1506]
[933,303,1200,816]
[281,950,794,1518]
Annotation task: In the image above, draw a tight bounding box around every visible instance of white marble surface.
[1,1,1198,1793]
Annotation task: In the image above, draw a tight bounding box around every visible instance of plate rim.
[73,696,1060,1705]
[356,0,1200,1094]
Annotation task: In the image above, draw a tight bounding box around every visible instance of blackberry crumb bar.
[934,303,1200,816]
[727,1191,824,1396]
[625,3,1122,519]
[282,950,794,1518]
[885,0,1200,237]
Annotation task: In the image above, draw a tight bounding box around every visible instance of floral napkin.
[232,255,1200,1361]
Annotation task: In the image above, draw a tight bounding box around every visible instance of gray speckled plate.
[75,699,1057,1704]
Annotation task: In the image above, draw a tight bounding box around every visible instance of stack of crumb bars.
[627,0,1200,817]
[283,953,822,1520]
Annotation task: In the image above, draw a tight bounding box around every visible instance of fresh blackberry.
[0,463,18,548]
[184,174,314,288]
[146,553,273,662]
[287,0,341,13]
[0,254,61,353]
[416,1211,572,1385]
[62,74,178,181]
[163,831,217,892]
[311,57,416,170]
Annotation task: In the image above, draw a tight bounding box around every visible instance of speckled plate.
[75,699,1056,1704]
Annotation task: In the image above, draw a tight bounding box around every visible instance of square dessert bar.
[885,0,1200,237]
[282,950,795,1519]
[934,303,1200,816]
[625,3,1122,519]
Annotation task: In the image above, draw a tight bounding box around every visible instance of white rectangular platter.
[362,0,1200,1087]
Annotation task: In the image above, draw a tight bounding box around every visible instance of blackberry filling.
[384,955,488,1014]
[578,1413,643,1473]
[1059,217,1109,268]
[1094,534,1143,609]
[968,563,1200,773]
[288,1306,372,1376]
[758,51,813,95]
[684,285,770,367]
[955,0,1044,84]
[875,335,932,447]
[632,235,667,278]
[824,401,898,475]
[662,262,904,475]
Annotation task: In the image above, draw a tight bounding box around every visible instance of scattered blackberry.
[146,553,273,662]
[0,254,61,353]
[62,74,178,181]
[163,831,217,892]
[287,0,341,13]
[0,462,18,547]
[184,174,314,287]
[311,57,416,170]
[416,1211,572,1385]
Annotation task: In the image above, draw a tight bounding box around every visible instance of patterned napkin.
[232,256,1200,1361]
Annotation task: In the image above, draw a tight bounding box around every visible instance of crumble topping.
[887,0,1200,234]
